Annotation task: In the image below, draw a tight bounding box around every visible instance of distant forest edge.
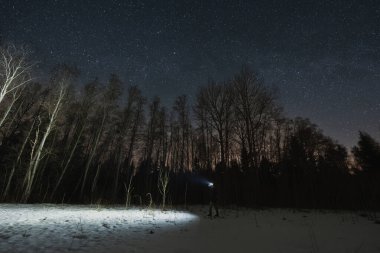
[1,44,380,210]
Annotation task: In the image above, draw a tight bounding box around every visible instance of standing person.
[207,182,219,218]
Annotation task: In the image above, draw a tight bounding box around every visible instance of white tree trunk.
[22,83,66,202]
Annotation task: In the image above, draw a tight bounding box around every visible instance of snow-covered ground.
[0,204,379,253]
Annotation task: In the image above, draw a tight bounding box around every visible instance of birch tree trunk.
[79,109,106,199]
[21,81,66,202]
[0,45,32,124]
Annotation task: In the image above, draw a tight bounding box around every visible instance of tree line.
[1,44,379,210]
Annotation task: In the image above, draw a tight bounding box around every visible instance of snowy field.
[0,204,380,253]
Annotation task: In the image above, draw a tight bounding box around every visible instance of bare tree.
[0,44,32,104]
[172,95,191,170]
[158,167,169,210]
[195,81,234,167]
[124,169,135,208]
[125,89,145,168]
[80,75,122,199]
[0,44,33,131]
[194,92,214,169]
[50,81,94,200]
[112,85,144,200]
[232,66,275,168]
[1,119,34,200]
[22,77,68,202]
[144,97,162,166]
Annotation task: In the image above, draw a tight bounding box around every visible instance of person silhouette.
[207,182,219,218]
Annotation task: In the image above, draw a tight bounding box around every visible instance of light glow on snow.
[0,204,200,253]
[1,205,380,253]
[0,204,199,227]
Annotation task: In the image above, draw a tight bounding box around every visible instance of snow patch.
[1,204,380,253]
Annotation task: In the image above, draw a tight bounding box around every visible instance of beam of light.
[187,174,213,188]
[0,204,199,228]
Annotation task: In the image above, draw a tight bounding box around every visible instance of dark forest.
[1,44,379,210]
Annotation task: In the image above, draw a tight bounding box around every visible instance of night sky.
[1,0,379,148]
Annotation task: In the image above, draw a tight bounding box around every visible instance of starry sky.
[1,0,379,148]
